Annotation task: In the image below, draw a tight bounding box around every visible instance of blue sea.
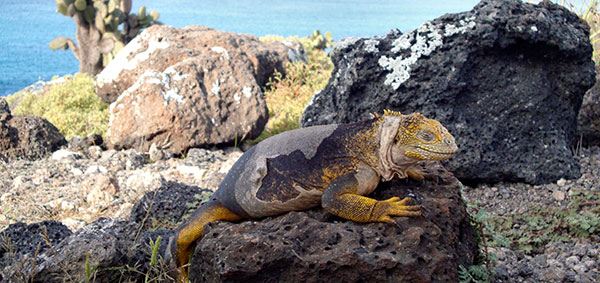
[0,0,480,96]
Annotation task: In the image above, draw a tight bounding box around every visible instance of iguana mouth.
[416,146,457,160]
[417,146,457,155]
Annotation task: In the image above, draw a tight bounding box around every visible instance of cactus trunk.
[50,0,160,75]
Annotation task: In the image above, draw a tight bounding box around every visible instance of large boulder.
[301,0,595,185]
[0,98,67,161]
[189,163,478,282]
[97,25,305,154]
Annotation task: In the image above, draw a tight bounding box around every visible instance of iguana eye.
[419,131,434,142]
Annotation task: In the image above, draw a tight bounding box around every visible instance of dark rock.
[185,148,222,165]
[0,115,67,161]
[578,65,600,146]
[188,163,478,282]
[301,0,595,185]
[0,221,72,268]
[1,218,139,282]
[130,181,213,231]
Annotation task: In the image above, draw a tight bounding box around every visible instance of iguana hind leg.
[321,173,421,223]
[171,199,244,282]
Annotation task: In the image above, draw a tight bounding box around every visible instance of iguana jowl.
[169,110,458,281]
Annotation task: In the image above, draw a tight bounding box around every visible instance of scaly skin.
[169,110,458,282]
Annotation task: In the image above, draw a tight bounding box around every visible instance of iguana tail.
[168,199,244,282]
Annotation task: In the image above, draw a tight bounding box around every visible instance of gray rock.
[566,255,580,269]
[301,0,595,185]
[185,148,222,165]
[189,163,478,282]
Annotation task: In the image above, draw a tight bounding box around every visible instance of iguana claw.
[374,196,421,223]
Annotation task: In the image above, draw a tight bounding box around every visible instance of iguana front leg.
[406,161,437,181]
[321,173,421,223]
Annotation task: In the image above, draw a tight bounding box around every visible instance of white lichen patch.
[379,17,476,90]
[242,86,252,98]
[234,92,241,104]
[212,81,220,95]
[164,66,190,81]
[97,32,170,84]
[363,39,380,53]
[163,88,183,105]
[530,25,538,32]
[444,16,476,36]
[211,46,231,60]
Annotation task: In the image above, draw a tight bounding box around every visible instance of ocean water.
[0,0,479,96]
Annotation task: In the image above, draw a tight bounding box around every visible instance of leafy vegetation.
[466,187,600,256]
[5,73,109,139]
[459,264,491,283]
[251,30,334,144]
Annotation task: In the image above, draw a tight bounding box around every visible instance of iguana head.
[376,110,458,180]
[394,112,458,161]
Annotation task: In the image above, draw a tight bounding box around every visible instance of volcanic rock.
[0,113,67,161]
[188,163,478,282]
[301,0,595,185]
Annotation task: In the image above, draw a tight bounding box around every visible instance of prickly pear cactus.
[308,30,333,50]
[50,0,160,75]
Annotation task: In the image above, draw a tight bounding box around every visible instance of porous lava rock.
[0,221,72,268]
[97,25,305,154]
[188,163,478,282]
[301,0,595,185]
[0,109,67,161]
[1,218,139,282]
[130,181,213,231]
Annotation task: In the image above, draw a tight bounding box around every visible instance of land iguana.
[168,110,458,281]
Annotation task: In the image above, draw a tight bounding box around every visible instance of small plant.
[473,188,600,254]
[50,0,160,75]
[82,252,100,282]
[144,236,162,282]
[461,181,498,282]
[5,73,109,139]
[459,264,491,283]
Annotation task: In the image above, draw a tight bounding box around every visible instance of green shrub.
[6,73,109,139]
[252,31,334,144]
